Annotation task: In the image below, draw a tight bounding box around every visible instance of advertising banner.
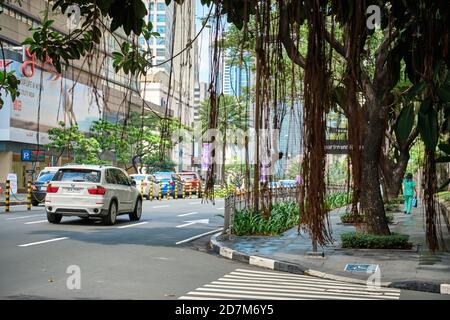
[0,49,103,145]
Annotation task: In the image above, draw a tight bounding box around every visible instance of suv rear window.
[53,169,101,183]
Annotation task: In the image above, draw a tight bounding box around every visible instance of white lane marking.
[175,228,222,245]
[6,215,44,220]
[117,222,148,229]
[24,220,48,225]
[152,205,170,209]
[178,212,199,217]
[18,237,69,247]
[176,219,209,228]
[216,207,224,210]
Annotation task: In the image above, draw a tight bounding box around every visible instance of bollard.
[198,183,202,198]
[174,183,178,199]
[27,180,32,211]
[189,184,193,199]
[158,182,162,201]
[182,182,186,199]
[149,182,154,201]
[140,182,144,198]
[166,183,170,200]
[5,180,10,212]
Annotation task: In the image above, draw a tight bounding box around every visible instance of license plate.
[41,186,47,191]
[63,187,82,193]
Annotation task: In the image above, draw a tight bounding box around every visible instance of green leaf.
[394,104,415,143]
[437,85,450,103]
[438,143,450,155]
[436,156,450,163]
[405,81,426,103]
[418,98,439,150]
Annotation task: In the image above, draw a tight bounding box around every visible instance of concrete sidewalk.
[211,202,450,294]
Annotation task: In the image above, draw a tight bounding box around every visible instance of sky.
[196,0,211,83]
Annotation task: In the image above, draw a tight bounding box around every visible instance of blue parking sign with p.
[21,149,31,161]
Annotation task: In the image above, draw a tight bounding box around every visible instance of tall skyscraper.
[140,0,198,171]
[222,58,250,97]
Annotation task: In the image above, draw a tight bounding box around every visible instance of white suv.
[45,165,142,225]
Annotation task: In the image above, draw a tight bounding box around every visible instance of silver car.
[45,165,142,225]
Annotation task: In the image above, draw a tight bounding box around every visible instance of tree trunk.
[360,108,391,235]
[381,151,410,200]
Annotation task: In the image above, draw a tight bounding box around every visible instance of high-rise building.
[222,59,250,97]
[140,0,198,171]
[0,0,164,191]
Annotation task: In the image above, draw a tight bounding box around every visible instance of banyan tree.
[3,0,450,250]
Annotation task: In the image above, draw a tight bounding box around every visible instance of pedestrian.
[402,173,417,215]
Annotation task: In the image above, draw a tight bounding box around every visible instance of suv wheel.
[103,201,117,225]
[32,199,39,206]
[129,198,142,221]
[47,211,62,224]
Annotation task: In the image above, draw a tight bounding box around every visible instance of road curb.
[210,232,450,295]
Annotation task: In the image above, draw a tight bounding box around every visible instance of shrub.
[340,212,394,224]
[233,201,299,236]
[341,232,412,249]
[325,192,352,210]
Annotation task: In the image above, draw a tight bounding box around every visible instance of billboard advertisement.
[0,49,103,145]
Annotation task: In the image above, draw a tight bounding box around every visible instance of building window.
[157,14,165,23]
[157,3,166,11]
[149,2,154,11]
[156,38,165,45]
[156,26,165,35]
[156,48,165,57]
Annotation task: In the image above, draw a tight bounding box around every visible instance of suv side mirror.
[131,180,137,187]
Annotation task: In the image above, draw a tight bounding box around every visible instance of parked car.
[178,171,202,195]
[279,179,298,187]
[31,167,61,206]
[153,172,183,198]
[268,181,281,189]
[45,165,142,225]
[130,174,160,199]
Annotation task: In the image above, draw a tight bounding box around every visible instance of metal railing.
[223,186,300,235]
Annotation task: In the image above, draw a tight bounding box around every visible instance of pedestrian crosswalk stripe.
[217,277,400,295]
[203,284,398,300]
[179,268,400,300]
[227,270,400,292]
[211,281,400,297]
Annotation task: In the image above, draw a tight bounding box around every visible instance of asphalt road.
[0,198,448,300]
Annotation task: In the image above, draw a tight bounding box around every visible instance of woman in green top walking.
[403,173,417,214]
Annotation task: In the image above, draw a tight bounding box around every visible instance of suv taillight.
[31,185,37,191]
[88,186,106,195]
[46,184,59,193]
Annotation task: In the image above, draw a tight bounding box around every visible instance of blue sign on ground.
[344,264,379,273]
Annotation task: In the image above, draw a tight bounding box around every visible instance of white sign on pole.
[7,173,18,194]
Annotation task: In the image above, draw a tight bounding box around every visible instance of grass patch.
[233,201,298,236]
[341,232,412,249]
[436,191,450,201]
[325,192,352,210]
